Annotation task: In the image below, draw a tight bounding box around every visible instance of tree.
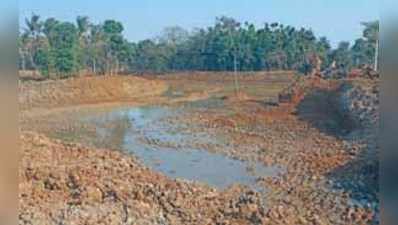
[47,22,80,78]
[33,47,51,77]
[24,14,42,38]
[134,39,170,73]
[348,21,379,70]
[76,16,90,37]
[158,26,189,46]
[102,20,126,75]
[330,41,353,73]
[362,21,379,44]
[317,37,332,69]
[351,38,372,66]
[23,14,43,72]
[19,14,376,78]
[76,16,91,74]
[18,34,28,71]
[103,20,124,34]
[88,24,106,74]
[43,18,59,37]
[361,21,379,70]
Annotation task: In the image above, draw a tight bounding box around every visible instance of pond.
[84,106,281,190]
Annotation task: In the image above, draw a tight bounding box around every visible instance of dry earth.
[19,75,167,111]
[19,72,379,225]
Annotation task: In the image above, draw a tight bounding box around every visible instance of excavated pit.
[82,105,282,190]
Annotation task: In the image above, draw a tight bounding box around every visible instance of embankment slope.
[19,75,168,110]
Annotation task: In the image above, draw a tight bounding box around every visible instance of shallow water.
[85,106,280,190]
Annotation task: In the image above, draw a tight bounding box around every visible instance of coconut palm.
[23,14,43,71]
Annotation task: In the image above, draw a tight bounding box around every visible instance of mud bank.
[19,76,168,110]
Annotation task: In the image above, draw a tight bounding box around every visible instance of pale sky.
[19,0,379,47]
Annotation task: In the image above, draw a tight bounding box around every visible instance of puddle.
[84,106,281,190]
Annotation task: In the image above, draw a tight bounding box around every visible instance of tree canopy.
[19,14,379,78]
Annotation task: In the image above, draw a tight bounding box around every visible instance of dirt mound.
[283,75,379,208]
[334,79,379,195]
[20,132,273,225]
[338,79,379,129]
[277,74,379,131]
[19,76,168,110]
[278,76,341,105]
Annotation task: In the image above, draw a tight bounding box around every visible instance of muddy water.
[84,106,280,190]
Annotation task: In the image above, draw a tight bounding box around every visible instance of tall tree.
[47,22,80,78]
[330,41,353,73]
[102,20,126,75]
[88,24,106,74]
[76,16,91,73]
[23,14,43,71]
[20,15,378,77]
[361,21,379,70]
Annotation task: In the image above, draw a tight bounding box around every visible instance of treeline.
[19,15,379,78]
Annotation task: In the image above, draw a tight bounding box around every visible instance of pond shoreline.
[20,74,379,224]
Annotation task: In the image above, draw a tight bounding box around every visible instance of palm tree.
[42,18,59,37]
[23,14,43,72]
[76,16,90,38]
[361,21,379,71]
[24,14,42,38]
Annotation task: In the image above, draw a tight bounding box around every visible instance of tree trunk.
[106,60,110,76]
[374,39,379,72]
[29,53,36,72]
[116,59,119,75]
[92,58,96,75]
[20,49,26,71]
[233,53,240,96]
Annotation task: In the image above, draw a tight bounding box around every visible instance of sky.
[19,0,379,47]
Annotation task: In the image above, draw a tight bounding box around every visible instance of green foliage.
[19,15,380,78]
[362,21,379,43]
[43,18,59,37]
[133,40,170,73]
[330,41,353,72]
[47,22,80,77]
[103,20,124,34]
[33,48,50,77]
